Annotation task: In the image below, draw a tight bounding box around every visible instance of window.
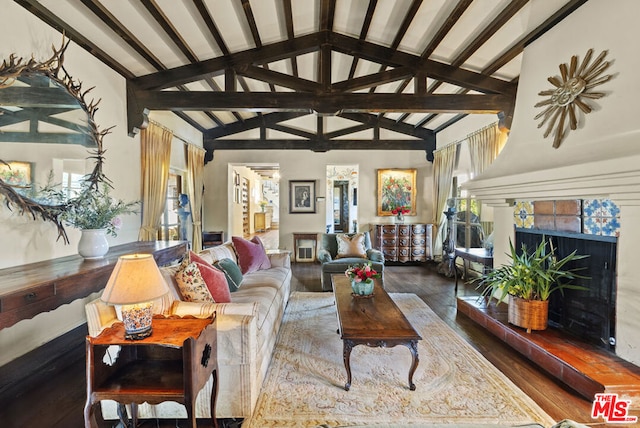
[160,173,182,241]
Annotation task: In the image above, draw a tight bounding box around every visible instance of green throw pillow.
[213,258,243,292]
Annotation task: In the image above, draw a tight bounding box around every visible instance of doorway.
[333,180,349,232]
[230,163,280,249]
[326,165,359,233]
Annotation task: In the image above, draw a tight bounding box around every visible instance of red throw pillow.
[194,262,231,303]
[232,236,271,274]
[190,250,212,266]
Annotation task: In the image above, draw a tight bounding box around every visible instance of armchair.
[317,231,384,291]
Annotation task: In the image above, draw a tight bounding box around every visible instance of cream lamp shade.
[101,254,169,305]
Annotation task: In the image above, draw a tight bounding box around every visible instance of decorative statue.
[177,193,191,241]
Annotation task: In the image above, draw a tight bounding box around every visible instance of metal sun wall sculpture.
[534,49,613,149]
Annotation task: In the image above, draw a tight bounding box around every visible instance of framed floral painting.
[0,161,33,187]
[377,168,417,216]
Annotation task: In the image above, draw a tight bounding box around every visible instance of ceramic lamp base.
[121,302,154,340]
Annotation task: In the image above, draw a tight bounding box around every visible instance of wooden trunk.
[508,295,549,333]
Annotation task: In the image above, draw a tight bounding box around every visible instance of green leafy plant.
[477,237,588,302]
[61,182,139,237]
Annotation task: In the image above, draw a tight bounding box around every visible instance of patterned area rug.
[243,292,557,428]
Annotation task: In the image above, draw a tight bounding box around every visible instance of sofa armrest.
[85,298,119,337]
[317,249,333,263]
[267,252,291,269]
[170,300,259,318]
[367,248,385,263]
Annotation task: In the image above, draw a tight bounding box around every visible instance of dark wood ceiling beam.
[206,139,430,152]
[329,33,515,95]
[370,0,422,92]
[132,90,512,114]
[482,0,588,75]
[241,0,262,48]
[206,111,308,138]
[0,131,93,145]
[192,0,230,55]
[238,65,321,92]
[333,67,414,93]
[324,123,374,139]
[14,0,134,79]
[421,0,529,97]
[79,0,165,71]
[282,0,299,77]
[434,113,468,133]
[420,0,473,59]
[172,111,206,133]
[134,32,324,90]
[141,0,199,63]
[414,113,437,128]
[269,124,316,139]
[320,0,336,32]
[339,112,433,140]
[348,0,377,80]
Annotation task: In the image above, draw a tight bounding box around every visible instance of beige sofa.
[85,242,292,421]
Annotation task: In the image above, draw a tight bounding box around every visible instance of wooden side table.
[84,316,218,428]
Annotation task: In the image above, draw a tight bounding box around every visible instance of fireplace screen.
[516,229,617,351]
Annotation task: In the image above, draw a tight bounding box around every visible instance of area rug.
[243,292,557,428]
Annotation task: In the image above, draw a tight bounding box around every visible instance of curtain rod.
[148,119,203,150]
[433,121,498,154]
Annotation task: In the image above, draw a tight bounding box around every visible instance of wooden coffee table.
[332,274,422,391]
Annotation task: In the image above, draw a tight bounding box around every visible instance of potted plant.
[345,261,381,297]
[62,182,139,259]
[476,237,588,333]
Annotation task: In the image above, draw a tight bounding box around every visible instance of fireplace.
[515,228,617,351]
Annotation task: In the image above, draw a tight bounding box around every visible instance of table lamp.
[101,254,169,340]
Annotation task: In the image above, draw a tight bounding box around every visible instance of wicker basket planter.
[508,295,549,333]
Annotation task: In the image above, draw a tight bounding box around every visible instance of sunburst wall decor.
[534,49,612,148]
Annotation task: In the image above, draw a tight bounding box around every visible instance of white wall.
[204,150,434,251]
[0,0,202,365]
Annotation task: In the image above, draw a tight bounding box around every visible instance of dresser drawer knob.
[25,292,37,301]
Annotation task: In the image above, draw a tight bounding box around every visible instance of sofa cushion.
[336,233,367,258]
[227,266,290,330]
[199,242,238,265]
[213,258,243,292]
[232,236,271,274]
[175,259,231,303]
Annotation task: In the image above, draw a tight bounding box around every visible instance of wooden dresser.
[0,240,187,331]
[373,223,433,263]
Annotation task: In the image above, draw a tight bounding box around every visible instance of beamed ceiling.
[15,0,587,162]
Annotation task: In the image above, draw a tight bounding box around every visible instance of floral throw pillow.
[175,258,214,303]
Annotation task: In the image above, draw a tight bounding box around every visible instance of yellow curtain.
[138,123,172,241]
[468,123,507,176]
[185,144,206,252]
[431,144,458,258]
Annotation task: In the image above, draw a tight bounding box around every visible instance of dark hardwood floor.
[0,261,597,427]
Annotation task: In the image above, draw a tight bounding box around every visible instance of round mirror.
[0,39,109,243]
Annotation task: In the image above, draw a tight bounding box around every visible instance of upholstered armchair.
[317,231,384,291]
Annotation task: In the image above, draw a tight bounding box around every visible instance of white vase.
[78,228,109,259]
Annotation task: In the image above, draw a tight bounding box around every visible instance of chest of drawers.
[374,223,433,263]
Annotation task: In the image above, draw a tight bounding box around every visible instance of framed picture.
[0,161,33,187]
[377,168,417,216]
[289,180,316,213]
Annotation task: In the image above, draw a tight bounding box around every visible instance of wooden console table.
[84,316,218,428]
[0,240,187,330]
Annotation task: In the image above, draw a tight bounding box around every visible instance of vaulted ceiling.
[15,0,587,162]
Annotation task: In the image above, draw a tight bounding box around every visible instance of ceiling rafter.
[12,0,588,162]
